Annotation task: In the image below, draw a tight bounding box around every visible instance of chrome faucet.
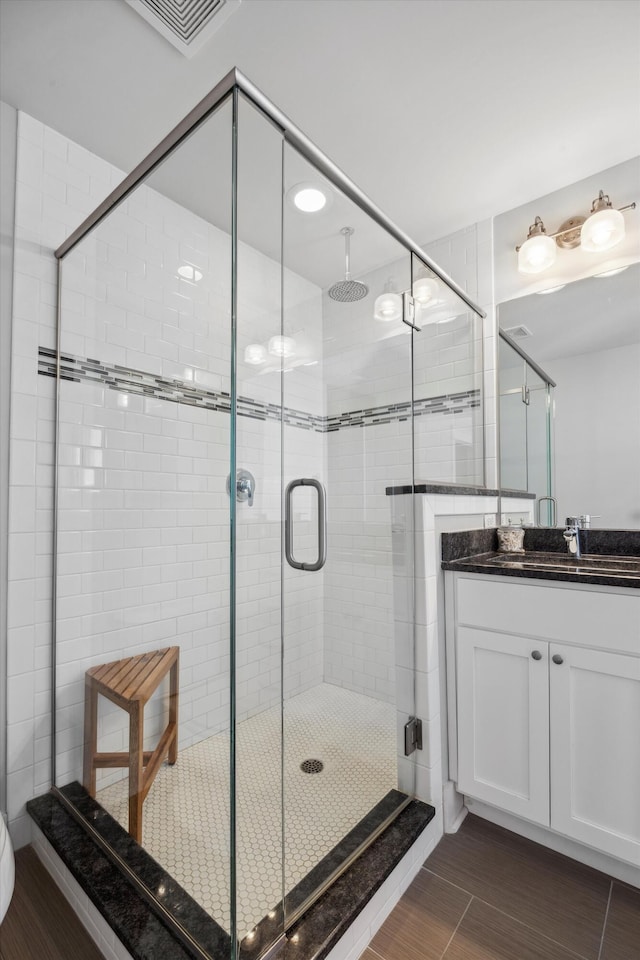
[563,515,599,557]
[563,517,582,558]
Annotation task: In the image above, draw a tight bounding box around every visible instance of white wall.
[1,100,18,820]
[548,343,640,528]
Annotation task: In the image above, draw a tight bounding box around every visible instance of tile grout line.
[597,880,614,960]
[421,865,474,898]
[440,895,473,958]
[462,896,593,960]
[422,865,593,960]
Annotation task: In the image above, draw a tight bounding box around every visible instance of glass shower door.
[279,143,416,926]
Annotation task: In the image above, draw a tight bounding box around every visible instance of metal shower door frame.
[53,70,485,326]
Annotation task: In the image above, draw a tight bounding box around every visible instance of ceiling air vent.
[504,325,533,340]
[125,0,241,58]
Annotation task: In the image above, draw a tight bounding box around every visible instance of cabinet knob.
[531,650,543,660]
[552,654,564,665]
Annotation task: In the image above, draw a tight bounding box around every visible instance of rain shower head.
[328,227,369,302]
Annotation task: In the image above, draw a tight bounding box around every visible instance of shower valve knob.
[226,469,255,506]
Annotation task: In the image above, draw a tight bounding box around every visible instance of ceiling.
[1,0,639,287]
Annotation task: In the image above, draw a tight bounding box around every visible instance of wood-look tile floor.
[363,815,640,960]
[0,846,106,960]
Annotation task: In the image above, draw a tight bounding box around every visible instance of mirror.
[498,262,640,529]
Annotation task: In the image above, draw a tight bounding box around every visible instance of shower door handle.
[285,479,326,571]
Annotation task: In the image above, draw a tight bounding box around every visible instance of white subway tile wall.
[53,124,329,790]
[7,111,125,847]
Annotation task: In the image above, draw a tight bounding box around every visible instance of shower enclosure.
[49,70,484,959]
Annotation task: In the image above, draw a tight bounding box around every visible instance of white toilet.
[0,815,15,923]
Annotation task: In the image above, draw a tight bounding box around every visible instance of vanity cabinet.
[448,574,640,867]
[457,628,550,824]
[550,643,640,863]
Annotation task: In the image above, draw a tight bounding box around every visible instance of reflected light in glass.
[177,264,203,282]
[374,290,402,322]
[593,265,629,278]
[244,344,267,365]
[268,335,296,358]
[413,277,439,304]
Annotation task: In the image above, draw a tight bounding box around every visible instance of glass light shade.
[268,335,296,358]
[374,291,402,322]
[244,343,267,365]
[580,207,625,252]
[412,277,439,304]
[517,233,556,274]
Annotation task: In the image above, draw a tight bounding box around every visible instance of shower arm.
[342,227,353,281]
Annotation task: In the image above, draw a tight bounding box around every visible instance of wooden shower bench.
[83,646,179,843]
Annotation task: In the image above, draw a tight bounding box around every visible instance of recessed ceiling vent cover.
[125,0,241,58]
[504,324,533,339]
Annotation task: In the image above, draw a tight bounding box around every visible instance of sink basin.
[484,552,640,577]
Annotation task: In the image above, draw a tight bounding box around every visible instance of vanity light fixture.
[517,217,557,274]
[581,191,626,252]
[374,278,402,321]
[516,192,636,274]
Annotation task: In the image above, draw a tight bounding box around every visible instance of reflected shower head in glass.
[328,227,369,302]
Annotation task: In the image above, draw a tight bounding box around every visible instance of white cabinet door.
[457,627,550,826]
[550,643,640,866]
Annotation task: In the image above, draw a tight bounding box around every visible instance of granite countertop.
[441,528,640,590]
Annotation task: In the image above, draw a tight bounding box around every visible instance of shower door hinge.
[521,384,530,405]
[404,716,423,756]
[402,292,421,332]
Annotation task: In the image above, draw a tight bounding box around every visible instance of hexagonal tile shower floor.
[97,683,397,937]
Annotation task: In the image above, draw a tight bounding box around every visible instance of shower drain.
[300,759,324,774]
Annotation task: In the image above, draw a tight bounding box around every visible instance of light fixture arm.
[547,201,635,241]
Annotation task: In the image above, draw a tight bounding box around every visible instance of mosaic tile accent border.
[38,347,480,432]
